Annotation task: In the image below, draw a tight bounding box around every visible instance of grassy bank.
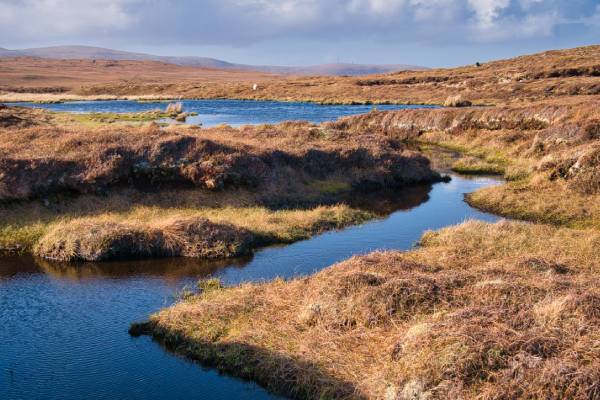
[0,106,442,202]
[135,220,600,399]
[131,95,600,399]
[1,202,373,261]
[467,179,600,229]
[327,97,600,227]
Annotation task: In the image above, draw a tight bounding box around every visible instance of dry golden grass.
[34,216,254,262]
[2,45,598,106]
[324,96,600,226]
[0,106,441,202]
[467,179,600,229]
[2,201,372,260]
[138,220,600,399]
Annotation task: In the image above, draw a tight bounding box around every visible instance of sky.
[0,0,599,67]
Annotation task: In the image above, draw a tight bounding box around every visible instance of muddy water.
[0,175,501,400]
[4,99,437,127]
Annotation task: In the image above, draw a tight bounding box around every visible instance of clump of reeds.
[165,102,183,115]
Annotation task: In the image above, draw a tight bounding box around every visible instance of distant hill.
[0,45,426,76]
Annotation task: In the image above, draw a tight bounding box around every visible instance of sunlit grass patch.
[0,203,374,261]
[137,220,600,399]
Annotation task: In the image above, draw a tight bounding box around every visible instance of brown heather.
[2,45,600,106]
[0,106,441,202]
[0,103,441,260]
[2,44,600,399]
[138,220,600,399]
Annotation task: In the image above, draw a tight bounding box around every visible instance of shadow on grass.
[130,321,367,400]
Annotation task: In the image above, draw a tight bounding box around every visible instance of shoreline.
[0,93,447,107]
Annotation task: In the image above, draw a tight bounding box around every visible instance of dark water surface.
[4,99,437,127]
[0,175,501,400]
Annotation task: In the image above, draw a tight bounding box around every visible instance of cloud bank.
[1,0,598,47]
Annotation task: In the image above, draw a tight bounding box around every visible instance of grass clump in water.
[0,203,373,261]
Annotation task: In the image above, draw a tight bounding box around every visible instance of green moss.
[62,111,171,127]
[451,160,506,176]
[307,179,351,195]
[0,223,46,252]
[198,278,224,294]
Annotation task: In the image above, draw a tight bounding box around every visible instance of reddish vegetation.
[0,57,277,93]
[2,45,599,106]
[327,97,600,195]
[137,221,600,399]
[0,110,442,202]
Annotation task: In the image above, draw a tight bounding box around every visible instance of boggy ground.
[134,220,600,399]
[325,96,600,228]
[0,105,441,261]
[0,105,441,202]
[130,46,600,399]
[130,102,600,398]
[2,44,600,398]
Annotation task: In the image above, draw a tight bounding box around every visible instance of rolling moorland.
[0,45,426,76]
[2,45,600,399]
[0,105,442,261]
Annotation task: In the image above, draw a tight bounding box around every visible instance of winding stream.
[0,175,501,400]
[1,99,501,400]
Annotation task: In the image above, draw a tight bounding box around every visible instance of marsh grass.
[139,220,600,399]
[467,178,600,229]
[56,110,170,127]
[1,201,373,261]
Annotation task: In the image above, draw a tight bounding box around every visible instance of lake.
[3,99,437,127]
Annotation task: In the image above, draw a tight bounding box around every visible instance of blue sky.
[0,0,599,67]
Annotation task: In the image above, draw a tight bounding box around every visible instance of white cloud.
[0,0,597,47]
[347,0,407,14]
[467,0,510,27]
[0,0,137,38]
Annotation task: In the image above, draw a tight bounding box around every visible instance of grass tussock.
[15,204,372,261]
[138,220,600,399]
[0,107,442,201]
[466,179,600,229]
[34,217,253,262]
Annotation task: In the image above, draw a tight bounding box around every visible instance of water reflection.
[8,183,434,283]
[36,256,253,281]
[0,175,501,400]
[0,255,41,278]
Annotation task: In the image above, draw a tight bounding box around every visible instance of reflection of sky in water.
[5,99,439,127]
[0,166,499,399]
